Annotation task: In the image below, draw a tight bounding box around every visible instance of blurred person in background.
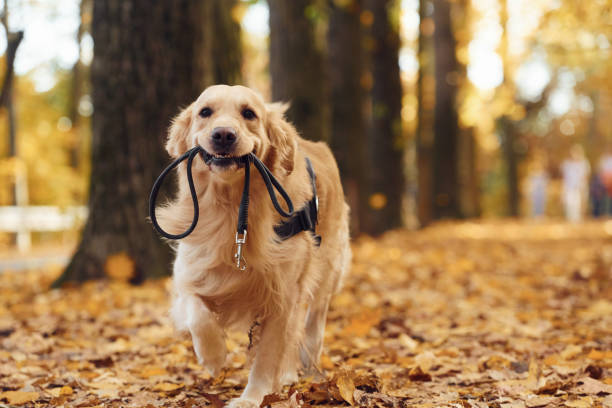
[598,148,612,216]
[589,173,606,217]
[527,153,549,218]
[560,145,590,222]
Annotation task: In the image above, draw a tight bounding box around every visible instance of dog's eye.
[241,108,257,120]
[199,107,213,118]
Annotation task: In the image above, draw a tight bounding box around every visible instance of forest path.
[0,221,611,407]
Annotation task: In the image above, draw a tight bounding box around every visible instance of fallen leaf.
[335,371,356,405]
[408,366,432,382]
[48,386,73,397]
[153,382,184,392]
[0,390,40,405]
[574,377,612,395]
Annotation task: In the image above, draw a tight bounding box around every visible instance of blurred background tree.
[0,0,611,281]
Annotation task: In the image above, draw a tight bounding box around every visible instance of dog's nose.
[211,127,237,151]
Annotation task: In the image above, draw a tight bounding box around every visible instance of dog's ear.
[266,102,298,175]
[166,102,195,158]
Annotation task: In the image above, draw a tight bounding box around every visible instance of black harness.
[149,146,320,269]
[274,157,321,246]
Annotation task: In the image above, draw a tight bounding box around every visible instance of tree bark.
[416,0,435,226]
[362,0,405,235]
[458,128,480,217]
[68,0,92,169]
[327,0,367,235]
[268,0,327,142]
[432,0,460,219]
[54,0,207,286]
[500,118,520,216]
[498,0,519,217]
[202,0,242,85]
[1,1,25,217]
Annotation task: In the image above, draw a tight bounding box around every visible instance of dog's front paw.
[279,369,298,387]
[226,397,259,408]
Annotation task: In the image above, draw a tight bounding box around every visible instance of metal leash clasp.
[234,230,247,270]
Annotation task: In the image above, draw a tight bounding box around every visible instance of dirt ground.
[0,221,611,407]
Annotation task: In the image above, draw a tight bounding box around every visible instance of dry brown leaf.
[153,382,184,392]
[574,377,612,395]
[408,366,432,382]
[336,371,356,405]
[564,397,594,408]
[0,390,40,405]
[48,386,73,397]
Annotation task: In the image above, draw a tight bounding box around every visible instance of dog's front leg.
[171,295,226,377]
[228,310,295,408]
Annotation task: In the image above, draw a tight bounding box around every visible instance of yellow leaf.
[336,372,355,406]
[564,397,593,408]
[139,366,168,378]
[153,382,184,392]
[320,354,334,370]
[49,386,73,397]
[342,309,380,337]
[104,252,135,281]
[0,391,40,405]
[587,350,612,361]
[560,344,583,360]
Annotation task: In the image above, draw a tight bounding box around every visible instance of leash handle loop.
[149,146,202,239]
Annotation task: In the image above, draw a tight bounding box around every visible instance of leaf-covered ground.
[1,221,611,407]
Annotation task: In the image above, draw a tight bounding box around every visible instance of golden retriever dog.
[155,85,351,407]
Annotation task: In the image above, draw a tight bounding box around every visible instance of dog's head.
[166,85,297,182]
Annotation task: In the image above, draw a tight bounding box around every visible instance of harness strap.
[274,158,321,246]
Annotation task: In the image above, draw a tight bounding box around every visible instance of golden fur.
[156,85,351,408]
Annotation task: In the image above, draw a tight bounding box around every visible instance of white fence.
[0,206,88,252]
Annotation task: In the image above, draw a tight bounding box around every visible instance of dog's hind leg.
[299,293,331,374]
[171,295,226,377]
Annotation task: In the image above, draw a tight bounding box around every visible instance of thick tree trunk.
[432,0,460,219]
[54,0,207,286]
[327,0,367,235]
[362,0,405,235]
[416,0,435,227]
[268,0,327,142]
[202,0,242,85]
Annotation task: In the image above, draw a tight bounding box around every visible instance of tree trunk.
[1,1,25,240]
[327,0,367,235]
[500,118,520,216]
[458,128,480,217]
[362,0,405,235]
[416,0,435,227]
[68,0,92,169]
[202,0,242,85]
[498,0,519,217]
[432,0,460,219]
[268,0,327,142]
[54,0,207,286]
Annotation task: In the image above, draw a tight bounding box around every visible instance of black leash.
[149,146,294,269]
[149,146,202,240]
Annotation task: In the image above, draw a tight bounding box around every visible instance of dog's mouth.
[200,149,252,169]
